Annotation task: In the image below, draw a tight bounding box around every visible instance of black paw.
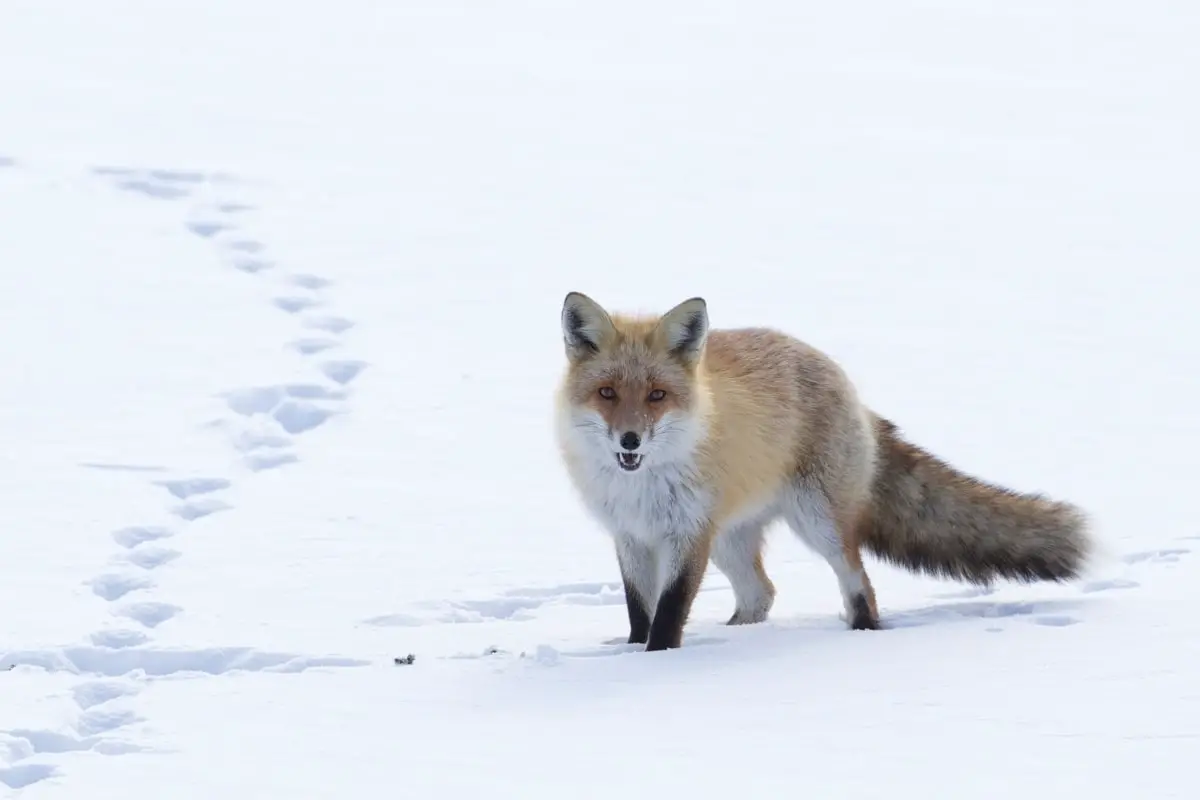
[848,593,880,631]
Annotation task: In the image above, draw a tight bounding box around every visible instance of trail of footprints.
[365,541,1195,667]
[903,544,1194,631]
[0,160,370,790]
[364,581,629,628]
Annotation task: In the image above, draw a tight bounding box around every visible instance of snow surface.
[2,0,1198,797]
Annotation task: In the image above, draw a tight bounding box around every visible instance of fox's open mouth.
[616,453,643,472]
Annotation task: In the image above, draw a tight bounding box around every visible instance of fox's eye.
[647,389,667,402]
[598,386,617,400]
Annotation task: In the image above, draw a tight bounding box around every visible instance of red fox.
[554,292,1092,651]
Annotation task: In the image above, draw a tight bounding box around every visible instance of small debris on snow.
[393,654,416,666]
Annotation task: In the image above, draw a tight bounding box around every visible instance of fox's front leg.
[645,533,712,652]
[615,536,656,645]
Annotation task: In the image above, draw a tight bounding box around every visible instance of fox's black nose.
[619,431,641,451]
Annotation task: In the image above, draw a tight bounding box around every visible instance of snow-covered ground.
[2,1,1197,796]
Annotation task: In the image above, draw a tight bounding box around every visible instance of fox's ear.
[658,297,708,365]
[561,291,616,361]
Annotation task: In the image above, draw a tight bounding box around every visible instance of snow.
[1,0,1198,796]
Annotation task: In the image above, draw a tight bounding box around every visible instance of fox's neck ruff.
[557,399,714,544]
[571,450,713,545]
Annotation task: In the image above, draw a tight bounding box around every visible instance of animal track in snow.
[274,295,321,314]
[92,166,136,176]
[501,581,623,600]
[79,461,167,473]
[214,417,301,471]
[223,385,339,437]
[3,730,144,760]
[90,629,150,649]
[1,669,148,782]
[367,581,626,626]
[148,169,206,184]
[0,763,57,790]
[284,383,346,401]
[73,681,141,710]
[233,257,273,274]
[186,221,229,239]
[118,601,182,628]
[926,541,1180,620]
[123,545,182,570]
[375,580,738,630]
[156,477,231,499]
[449,635,730,665]
[2,645,369,678]
[2,645,319,789]
[122,180,190,200]
[226,239,265,254]
[290,273,331,290]
[885,598,1088,632]
[225,383,344,415]
[60,161,366,788]
[6,728,104,755]
[76,708,144,737]
[90,573,154,602]
[1122,548,1190,565]
[1082,578,1140,593]
[245,451,300,471]
[92,166,206,202]
[273,400,334,434]
[302,314,355,334]
[172,496,231,521]
[231,429,292,451]
[225,385,287,415]
[112,525,173,548]
[289,337,340,355]
[321,359,368,385]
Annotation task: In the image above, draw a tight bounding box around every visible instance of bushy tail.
[859,417,1091,585]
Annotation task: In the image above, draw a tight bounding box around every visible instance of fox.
[554,291,1092,652]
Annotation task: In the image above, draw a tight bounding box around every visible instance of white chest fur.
[569,459,712,545]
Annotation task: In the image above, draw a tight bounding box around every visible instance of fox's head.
[558,291,710,474]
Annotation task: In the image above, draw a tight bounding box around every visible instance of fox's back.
[697,328,875,523]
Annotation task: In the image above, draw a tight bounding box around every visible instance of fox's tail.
[859,417,1091,585]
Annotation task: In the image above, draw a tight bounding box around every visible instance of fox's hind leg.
[710,521,775,625]
[781,481,880,631]
[834,521,880,631]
